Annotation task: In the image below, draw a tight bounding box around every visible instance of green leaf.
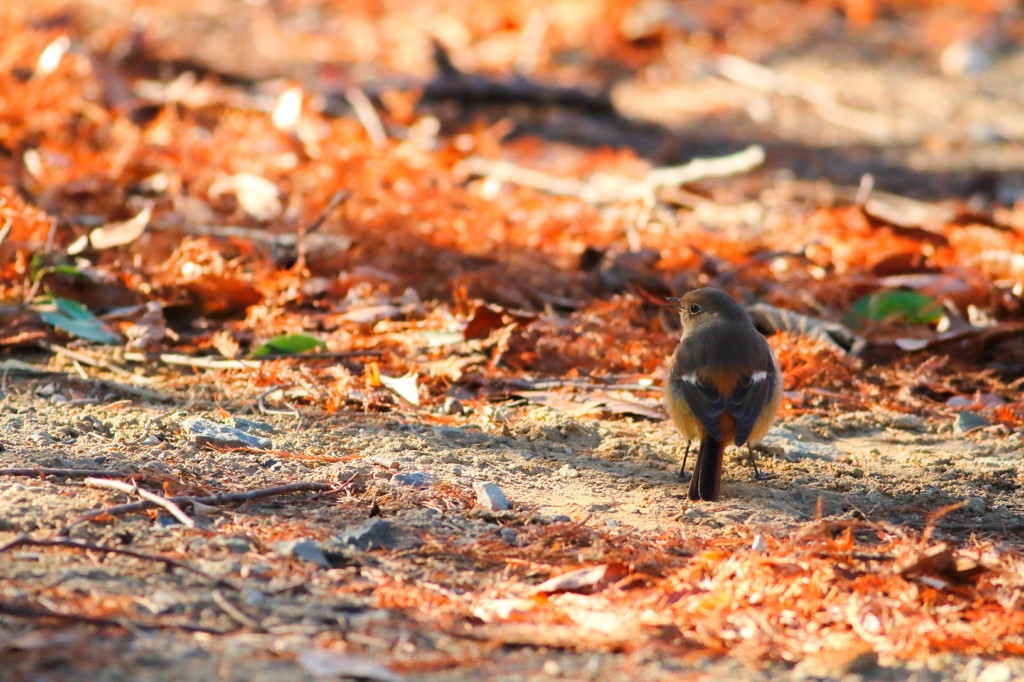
[251,333,326,357]
[38,296,121,345]
[846,290,943,327]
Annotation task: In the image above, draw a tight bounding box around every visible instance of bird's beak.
[665,297,681,309]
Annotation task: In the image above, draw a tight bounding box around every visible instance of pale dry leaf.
[379,372,420,406]
[272,85,304,131]
[208,174,282,221]
[35,35,70,77]
[297,649,403,681]
[73,204,153,253]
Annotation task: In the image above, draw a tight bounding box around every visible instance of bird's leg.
[746,444,769,481]
[676,441,692,482]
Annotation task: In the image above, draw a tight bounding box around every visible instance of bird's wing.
[673,374,726,441]
[728,369,776,446]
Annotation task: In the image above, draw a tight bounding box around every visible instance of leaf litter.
[1,1,1024,680]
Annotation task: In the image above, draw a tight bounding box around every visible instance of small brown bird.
[665,288,782,501]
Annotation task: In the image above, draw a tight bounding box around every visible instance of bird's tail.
[688,435,725,501]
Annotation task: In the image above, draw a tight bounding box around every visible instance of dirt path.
[2,381,1022,680]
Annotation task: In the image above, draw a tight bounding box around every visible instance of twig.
[46,343,140,380]
[304,189,349,235]
[84,477,196,528]
[713,54,893,141]
[122,350,382,371]
[66,481,334,527]
[457,145,764,204]
[96,378,172,402]
[0,600,229,634]
[211,589,262,630]
[345,87,387,147]
[0,535,238,590]
[0,467,132,478]
[256,383,299,416]
[424,39,614,114]
[122,352,261,370]
[148,221,352,254]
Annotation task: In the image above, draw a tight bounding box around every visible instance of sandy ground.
[2,374,1022,680]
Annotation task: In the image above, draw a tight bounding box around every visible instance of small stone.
[683,507,710,521]
[333,519,397,551]
[218,537,253,554]
[29,431,55,444]
[183,417,272,450]
[558,463,580,478]
[390,471,435,488]
[240,588,266,607]
[955,411,990,434]
[499,528,518,545]
[605,518,621,527]
[473,482,510,511]
[963,496,986,514]
[889,414,927,431]
[230,417,275,434]
[274,538,330,568]
[547,514,572,523]
[49,394,69,404]
[977,662,1013,682]
[442,396,464,415]
[140,434,161,446]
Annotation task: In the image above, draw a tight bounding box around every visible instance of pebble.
[183,417,272,450]
[558,463,580,478]
[977,662,1012,682]
[963,496,986,514]
[442,397,464,415]
[274,538,330,568]
[889,414,928,431]
[231,417,275,434]
[955,412,990,435]
[333,519,397,551]
[473,482,510,511]
[28,431,55,444]
[683,507,710,521]
[499,528,518,545]
[390,471,435,488]
[218,537,253,554]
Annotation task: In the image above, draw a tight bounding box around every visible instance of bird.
[664,288,782,501]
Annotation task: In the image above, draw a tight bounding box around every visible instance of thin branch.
[304,188,349,235]
[0,468,132,478]
[84,477,196,528]
[457,145,764,204]
[122,350,382,371]
[713,54,893,141]
[66,481,334,527]
[211,589,262,630]
[345,87,387,147]
[0,535,238,590]
[0,600,229,634]
[46,343,140,380]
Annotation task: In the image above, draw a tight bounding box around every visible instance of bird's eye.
[688,304,702,315]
